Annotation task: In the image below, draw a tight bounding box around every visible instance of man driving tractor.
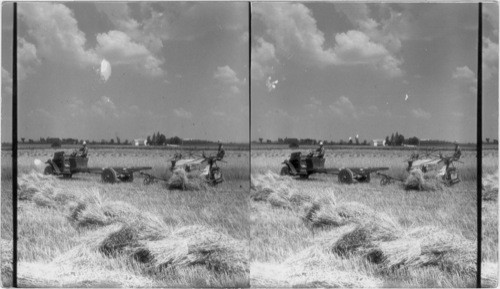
[315,141,325,158]
[78,141,88,158]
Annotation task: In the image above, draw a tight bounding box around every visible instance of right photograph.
[250,2,497,288]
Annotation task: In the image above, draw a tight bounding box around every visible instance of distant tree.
[385,136,390,146]
[348,138,353,145]
[28,139,34,144]
[259,138,263,144]
[40,137,46,143]
[116,137,121,145]
[289,142,299,148]
[266,139,272,143]
[124,139,129,145]
[110,139,114,144]
[278,138,284,144]
[339,139,345,145]
[407,136,420,145]
[486,138,490,144]
[21,138,25,143]
[101,139,106,144]
[146,136,151,145]
[494,139,498,144]
[51,139,62,148]
[355,137,359,145]
[363,140,367,145]
[390,133,395,146]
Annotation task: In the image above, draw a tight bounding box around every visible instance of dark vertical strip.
[12,2,18,287]
[476,2,482,288]
[248,4,252,287]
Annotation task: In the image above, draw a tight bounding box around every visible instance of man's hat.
[83,141,87,145]
[319,141,323,145]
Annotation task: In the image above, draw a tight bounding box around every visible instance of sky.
[1,3,498,144]
[251,3,498,143]
[1,2,249,143]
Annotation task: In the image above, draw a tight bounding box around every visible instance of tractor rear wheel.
[44,165,54,175]
[102,168,118,183]
[280,166,290,176]
[338,168,354,184]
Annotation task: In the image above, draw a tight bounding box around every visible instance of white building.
[134,139,147,146]
[372,139,386,147]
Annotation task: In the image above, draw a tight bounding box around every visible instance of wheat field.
[1,146,497,287]
[2,147,249,287]
[250,147,496,288]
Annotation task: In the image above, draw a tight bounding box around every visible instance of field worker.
[79,141,88,158]
[453,142,461,161]
[216,141,225,161]
[316,141,325,158]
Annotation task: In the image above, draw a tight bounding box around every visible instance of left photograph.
[1,2,249,287]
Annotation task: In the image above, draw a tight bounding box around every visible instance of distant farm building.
[134,139,147,146]
[372,139,386,147]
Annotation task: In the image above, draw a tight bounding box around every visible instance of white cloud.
[91,96,118,118]
[96,30,164,77]
[214,65,241,85]
[214,65,243,95]
[17,38,40,80]
[329,96,358,119]
[483,37,499,81]
[412,108,431,119]
[253,3,337,67]
[251,37,277,80]
[2,67,12,95]
[452,66,476,82]
[173,107,192,119]
[18,3,99,67]
[253,3,403,77]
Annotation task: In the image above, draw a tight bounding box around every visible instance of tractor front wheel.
[338,168,354,184]
[44,165,54,175]
[280,166,290,176]
[102,168,118,183]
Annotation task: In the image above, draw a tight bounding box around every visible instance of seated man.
[79,141,88,158]
[452,142,462,161]
[216,142,225,161]
[315,141,325,158]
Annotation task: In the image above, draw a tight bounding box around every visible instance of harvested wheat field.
[251,146,481,287]
[2,147,249,287]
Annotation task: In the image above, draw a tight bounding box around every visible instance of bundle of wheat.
[133,225,248,275]
[305,202,378,230]
[481,262,498,288]
[18,171,57,201]
[329,216,403,259]
[167,168,207,191]
[364,225,476,277]
[288,191,313,206]
[404,169,442,191]
[251,246,382,288]
[250,188,273,202]
[17,260,156,287]
[1,239,12,286]
[267,192,291,209]
[482,171,498,201]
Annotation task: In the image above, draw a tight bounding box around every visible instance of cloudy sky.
[2,2,249,143]
[251,3,498,143]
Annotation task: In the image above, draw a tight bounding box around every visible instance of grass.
[250,148,486,287]
[2,147,249,287]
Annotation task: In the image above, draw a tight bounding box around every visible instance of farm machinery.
[43,151,152,183]
[141,152,224,186]
[377,150,462,186]
[280,151,389,184]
